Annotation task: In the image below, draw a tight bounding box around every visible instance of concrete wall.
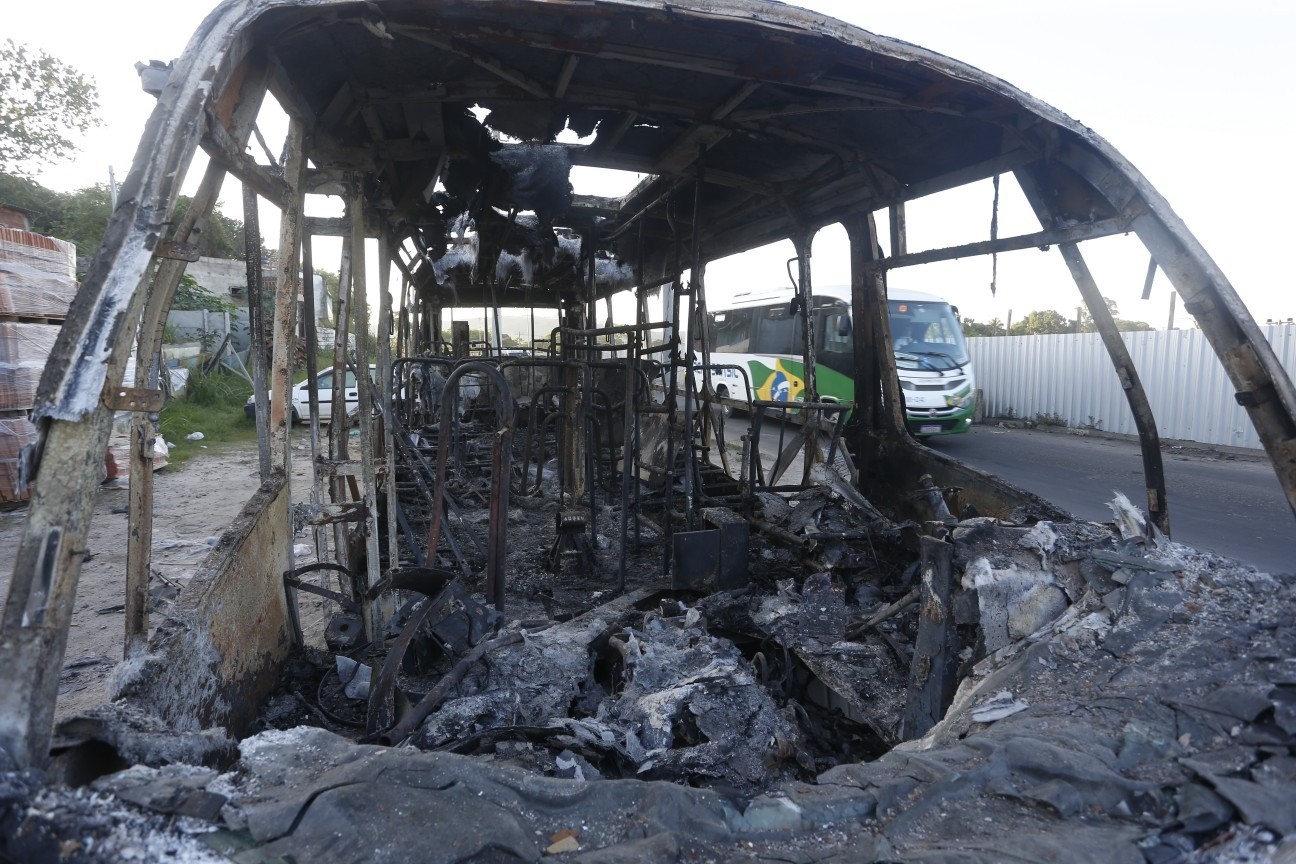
[186,256,250,304]
[173,256,328,352]
[118,476,293,735]
[166,308,251,352]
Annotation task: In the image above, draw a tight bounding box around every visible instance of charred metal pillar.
[791,232,817,404]
[1016,167,1170,535]
[301,231,327,559]
[1054,144,1296,522]
[844,215,882,435]
[680,165,709,529]
[847,213,908,440]
[900,535,958,740]
[127,186,229,653]
[244,184,271,481]
[565,300,590,507]
[378,235,398,578]
[889,203,907,258]
[329,219,355,574]
[270,120,306,472]
[350,190,384,636]
[126,55,269,664]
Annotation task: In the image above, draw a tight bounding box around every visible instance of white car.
[245,366,372,423]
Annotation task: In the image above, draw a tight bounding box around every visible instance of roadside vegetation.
[963,297,1151,336]
[158,367,256,467]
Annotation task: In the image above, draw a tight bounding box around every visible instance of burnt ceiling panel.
[238,0,1079,304]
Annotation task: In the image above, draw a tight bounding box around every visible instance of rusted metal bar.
[891,147,1038,207]
[381,630,523,746]
[900,536,958,740]
[1064,242,1169,535]
[855,214,909,439]
[618,337,637,593]
[244,183,271,482]
[365,572,456,735]
[847,586,920,640]
[388,406,472,576]
[888,203,907,257]
[378,235,399,577]
[270,120,306,472]
[300,231,327,559]
[329,217,355,576]
[124,60,270,659]
[582,233,599,543]
[842,215,881,434]
[395,248,410,360]
[1015,168,1170,536]
[425,362,514,611]
[561,307,584,508]
[0,29,271,768]
[200,117,290,208]
[750,517,816,551]
[681,160,707,533]
[124,347,161,655]
[915,474,953,523]
[863,217,1132,274]
[349,189,385,637]
[1066,147,1296,520]
[791,230,820,477]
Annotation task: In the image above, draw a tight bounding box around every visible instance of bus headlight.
[945,391,974,409]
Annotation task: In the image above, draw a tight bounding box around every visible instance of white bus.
[695,285,976,437]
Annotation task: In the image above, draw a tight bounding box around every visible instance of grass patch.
[159,366,258,467]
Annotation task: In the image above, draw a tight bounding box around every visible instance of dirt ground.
[0,433,320,722]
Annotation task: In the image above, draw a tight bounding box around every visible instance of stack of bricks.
[0,206,78,504]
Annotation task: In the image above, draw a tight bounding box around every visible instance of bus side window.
[754,306,798,355]
[822,310,851,351]
[712,309,751,352]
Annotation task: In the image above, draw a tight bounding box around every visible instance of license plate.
[919,424,941,434]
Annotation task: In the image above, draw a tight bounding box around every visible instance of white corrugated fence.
[967,325,1296,451]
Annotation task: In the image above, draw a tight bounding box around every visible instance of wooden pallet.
[0,313,66,326]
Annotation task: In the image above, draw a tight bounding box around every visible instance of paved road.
[929,426,1291,575]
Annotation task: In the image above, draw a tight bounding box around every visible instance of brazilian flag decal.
[747,359,854,404]
[749,359,807,402]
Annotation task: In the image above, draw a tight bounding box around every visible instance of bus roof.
[719,285,951,310]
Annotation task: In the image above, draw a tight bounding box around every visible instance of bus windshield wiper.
[893,351,933,370]
[909,350,964,371]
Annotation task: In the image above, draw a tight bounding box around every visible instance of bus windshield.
[887,299,969,371]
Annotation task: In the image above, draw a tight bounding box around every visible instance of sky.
[7,0,1294,331]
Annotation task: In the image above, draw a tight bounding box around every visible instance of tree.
[1011,309,1073,335]
[1113,318,1152,332]
[1078,296,1153,333]
[0,39,101,176]
[172,273,236,313]
[50,183,112,274]
[171,196,247,259]
[962,317,1005,337]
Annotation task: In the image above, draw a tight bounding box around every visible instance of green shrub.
[158,366,256,466]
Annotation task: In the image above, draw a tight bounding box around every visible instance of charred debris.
[2,0,1295,861]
